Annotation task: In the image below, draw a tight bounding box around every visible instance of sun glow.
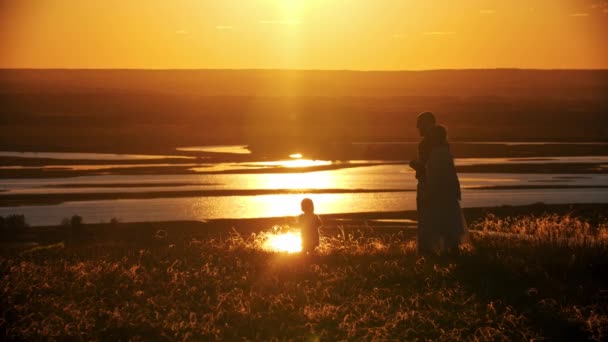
[262,230,302,253]
[2,1,607,70]
[254,159,332,168]
[279,0,307,13]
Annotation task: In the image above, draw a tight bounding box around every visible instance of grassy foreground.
[1,209,608,340]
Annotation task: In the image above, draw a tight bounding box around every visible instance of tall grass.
[1,214,607,340]
[470,213,608,248]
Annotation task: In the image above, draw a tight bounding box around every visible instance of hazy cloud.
[479,9,496,14]
[590,1,608,13]
[423,31,455,36]
[259,20,301,25]
[175,29,188,35]
[215,26,234,30]
[570,13,590,17]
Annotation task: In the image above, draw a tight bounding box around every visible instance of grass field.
[1,210,608,340]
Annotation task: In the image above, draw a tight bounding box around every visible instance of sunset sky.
[1,0,607,70]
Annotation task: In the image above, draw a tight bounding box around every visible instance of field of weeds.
[1,213,608,340]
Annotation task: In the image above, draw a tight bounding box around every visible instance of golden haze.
[1,0,607,70]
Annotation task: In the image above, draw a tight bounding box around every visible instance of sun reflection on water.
[252,159,332,168]
[254,170,341,189]
[190,159,333,173]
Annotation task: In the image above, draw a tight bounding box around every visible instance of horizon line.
[1,67,608,72]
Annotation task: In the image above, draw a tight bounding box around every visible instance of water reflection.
[2,151,608,227]
[456,156,608,166]
[353,141,608,146]
[189,159,333,172]
[459,176,519,184]
[0,151,194,160]
[189,164,265,172]
[3,168,608,196]
[190,192,416,219]
[0,164,199,171]
[249,159,332,168]
[3,188,608,226]
[176,145,251,154]
[251,170,344,189]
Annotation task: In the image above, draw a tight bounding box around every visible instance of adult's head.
[416,112,436,137]
[301,198,314,214]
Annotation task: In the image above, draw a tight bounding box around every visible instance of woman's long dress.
[424,145,468,251]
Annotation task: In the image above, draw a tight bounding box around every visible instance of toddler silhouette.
[298,198,322,254]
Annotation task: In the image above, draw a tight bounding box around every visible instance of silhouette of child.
[298,198,322,254]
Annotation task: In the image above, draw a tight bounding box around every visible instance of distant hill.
[1,69,607,98]
[0,69,607,153]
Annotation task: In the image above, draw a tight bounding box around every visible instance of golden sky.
[1,0,607,70]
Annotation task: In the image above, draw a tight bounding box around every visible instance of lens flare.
[262,230,302,253]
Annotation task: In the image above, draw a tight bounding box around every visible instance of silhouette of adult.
[425,125,468,252]
[409,111,436,254]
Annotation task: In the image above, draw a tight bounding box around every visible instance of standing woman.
[425,125,468,252]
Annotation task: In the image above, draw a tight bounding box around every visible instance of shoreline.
[2,185,608,207]
[0,188,412,207]
[4,203,607,244]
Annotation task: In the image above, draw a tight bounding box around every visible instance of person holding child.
[409,112,468,254]
[424,124,468,252]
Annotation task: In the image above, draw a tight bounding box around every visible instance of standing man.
[409,111,436,254]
